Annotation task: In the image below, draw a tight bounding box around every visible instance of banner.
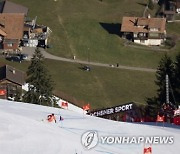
[0,89,6,96]
[173,117,180,125]
[156,115,164,122]
[174,109,180,116]
[83,104,90,111]
[61,102,68,108]
[144,147,152,154]
[90,103,133,117]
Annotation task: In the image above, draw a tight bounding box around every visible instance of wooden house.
[158,0,180,20]
[121,16,166,46]
[0,13,25,50]
[176,0,180,13]
[0,0,28,51]
[0,65,25,100]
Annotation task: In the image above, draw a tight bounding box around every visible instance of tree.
[174,53,180,105]
[146,54,175,117]
[146,96,159,117]
[148,0,154,10]
[23,48,55,106]
[14,88,22,102]
[155,54,175,104]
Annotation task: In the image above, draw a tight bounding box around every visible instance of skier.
[59,115,64,121]
[47,113,56,123]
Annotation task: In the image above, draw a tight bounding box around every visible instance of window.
[150,28,158,32]
[149,33,159,38]
[139,33,146,37]
[133,33,138,37]
[7,43,13,47]
[0,36,2,42]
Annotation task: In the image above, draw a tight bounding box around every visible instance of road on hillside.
[23,47,156,73]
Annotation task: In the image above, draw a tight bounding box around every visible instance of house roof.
[0,28,6,36]
[1,0,28,15]
[0,65,25,86]
[121,17,166,33]
[0,1,4,13]
[0,13,24,39]
[177,0,180,8]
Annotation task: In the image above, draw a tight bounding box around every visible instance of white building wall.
[134,40,149,45]
[177,8,180,14]
[148,39,162,45]
[134,39,163,46]
[29,40,38,47]
[23,40,38,47]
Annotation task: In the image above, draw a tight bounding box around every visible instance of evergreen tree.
[14,88,22,102]
[155,54,175,104]
[174,53,180,105]
[146,54,175,117]
[23,48,55,106]
[146,96,159,117]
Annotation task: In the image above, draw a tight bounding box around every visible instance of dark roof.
[2,0,28,15]
[0,1,4,13]
[0,65,25,85]
[177,0,180,8]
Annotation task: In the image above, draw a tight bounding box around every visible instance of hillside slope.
[11,0,180,68]
[0,99,179,154]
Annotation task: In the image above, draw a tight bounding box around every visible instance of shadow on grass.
[136,122,180,129]
[137,2,147,7]
[158,0,165,6]
[78,64,91,72]
[99,23,122,37]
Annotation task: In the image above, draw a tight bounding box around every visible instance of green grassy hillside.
[0,58,156,109]
[3,0,180,108]
[11,0,180,69]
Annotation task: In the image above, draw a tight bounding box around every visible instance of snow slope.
[0,99,179,154]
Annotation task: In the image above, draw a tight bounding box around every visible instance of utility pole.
[166,74,169,104]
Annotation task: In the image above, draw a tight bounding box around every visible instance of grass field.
[0,58,156,109]
[3,0,180,108]
[11,0,180,69]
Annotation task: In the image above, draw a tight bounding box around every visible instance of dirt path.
[143,5,148,17]
[23,47,156,73]
[57,15,76,56]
